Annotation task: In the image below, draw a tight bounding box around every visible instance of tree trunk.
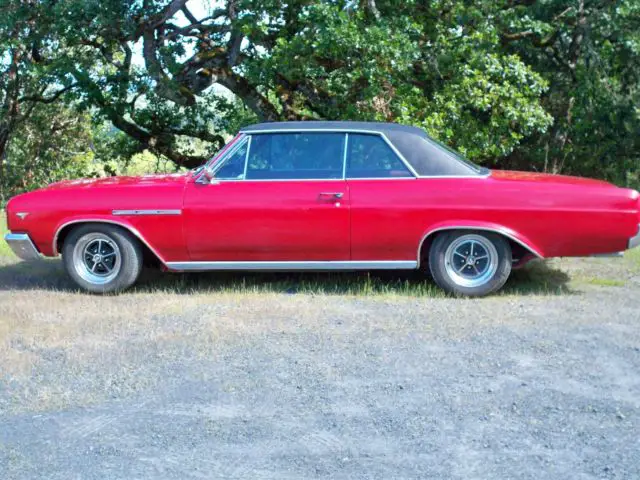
[0,126,9,205]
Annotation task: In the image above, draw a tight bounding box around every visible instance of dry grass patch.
[0,291,227,411]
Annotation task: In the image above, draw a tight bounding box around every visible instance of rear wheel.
[62,224,143,293]
[428,231,512,297]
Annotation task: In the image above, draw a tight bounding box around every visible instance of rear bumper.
[4,233,42,261]
[630,224,640,250]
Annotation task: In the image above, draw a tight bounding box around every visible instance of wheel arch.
[53,218,167,266]
[417,223,544,268]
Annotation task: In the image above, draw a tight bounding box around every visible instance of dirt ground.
[0,254,639,479]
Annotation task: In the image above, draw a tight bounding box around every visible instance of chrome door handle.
[319,192,344,199]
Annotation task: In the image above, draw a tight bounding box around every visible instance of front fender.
[51,215,171,264]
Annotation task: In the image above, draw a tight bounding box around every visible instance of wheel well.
[56,222,162,267]
[418,228,536,267]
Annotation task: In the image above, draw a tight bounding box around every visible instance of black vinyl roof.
[241,121,425,136]
[240,121,484,176]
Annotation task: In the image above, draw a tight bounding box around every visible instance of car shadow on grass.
[0,258,572,297]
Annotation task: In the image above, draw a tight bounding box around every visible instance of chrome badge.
[16,212,29,220]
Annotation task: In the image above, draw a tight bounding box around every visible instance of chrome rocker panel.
[4,233,41,261]
[166,260,418,272]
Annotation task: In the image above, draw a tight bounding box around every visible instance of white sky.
[131,0,229,97]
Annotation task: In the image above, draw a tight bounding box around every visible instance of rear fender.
[417,221,544,267]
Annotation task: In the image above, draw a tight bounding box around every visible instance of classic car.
[4,121,640,296]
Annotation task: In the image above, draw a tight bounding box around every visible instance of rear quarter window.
[386,131,481,177]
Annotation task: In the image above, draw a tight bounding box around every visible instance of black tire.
[62,224,143,294]
[428,230,512,297]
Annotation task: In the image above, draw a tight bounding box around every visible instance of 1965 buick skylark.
[4,121,640,296]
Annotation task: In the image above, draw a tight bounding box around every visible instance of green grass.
[0,212,10,257]
[628,247,640,270]
[135,270,449,297]
[131,260,576,298]
[583,277,626,287]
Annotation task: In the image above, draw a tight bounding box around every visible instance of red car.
[4,121,640,296]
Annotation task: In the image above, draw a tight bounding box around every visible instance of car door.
[183,132,350,262]
[345,132,420,261]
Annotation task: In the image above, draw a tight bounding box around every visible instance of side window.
[347,134,413,178]
[246,133,344,180]
[213,139,249,180]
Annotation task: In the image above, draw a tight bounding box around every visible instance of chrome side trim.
[342,133,349,180]
[112,209,182,216]
[4,233,41,261]
[405,175,489,179]
[417,226,544,268]
[197,178,346,183]
[242,135,251,179]
[166,260,418,272]
[202,175,482,182]
[346,177,417,181]
[629,224,640,249]
[590,252,624,258]
[52,219,168,264]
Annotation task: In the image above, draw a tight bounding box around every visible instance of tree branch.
[501,30,534,42]
[18,83,77,104]
[163,18,229,41]
[161,126,225,147]
[140,0,189,35]
[181,5,198,24]
[567,0,586,73]
[142,29,195,105]
[362,0,381,20]
[217,70,280,121]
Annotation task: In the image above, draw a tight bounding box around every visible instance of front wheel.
[62,224,143,293]
[428,231,512,297]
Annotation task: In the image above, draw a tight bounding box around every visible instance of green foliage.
[2,104,98,197]
[248,2,552,161]
[1,105,183,201]
[0,0,638,188]
[496,0,640,188]
[121,150,184,176]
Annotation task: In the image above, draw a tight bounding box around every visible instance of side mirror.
[204,167,215,182]
[196,167,215,185]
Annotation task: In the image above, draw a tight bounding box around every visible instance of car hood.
[489,170,614,187]
[44,173,189,190]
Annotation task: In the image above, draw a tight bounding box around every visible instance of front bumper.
[630,224,640,250]
[4,233,41,261]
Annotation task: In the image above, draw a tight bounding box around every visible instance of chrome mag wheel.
[72,233,122,285]
[443,234,499,288]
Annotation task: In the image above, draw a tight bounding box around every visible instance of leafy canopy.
[0,0,638,190]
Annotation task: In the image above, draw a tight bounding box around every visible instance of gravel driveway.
[0,257,639,479]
